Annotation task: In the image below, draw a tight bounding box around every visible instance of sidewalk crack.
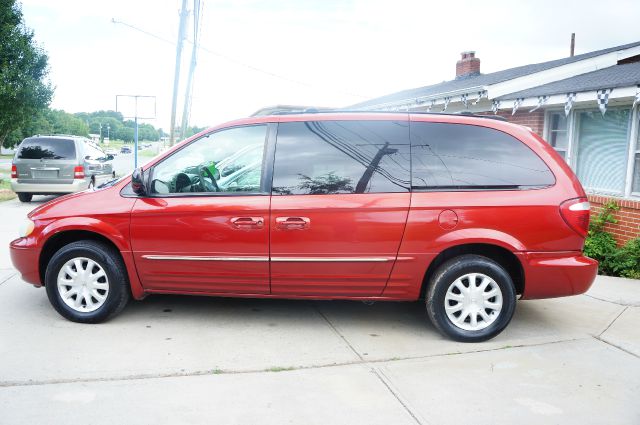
[598,306,628,338]
[313,302,363,361]
[592,335,639,360]
[585,294,638,307]
[0,272,17,286]
[371,367,425,425]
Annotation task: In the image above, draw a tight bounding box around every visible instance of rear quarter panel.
[383,115,588,299]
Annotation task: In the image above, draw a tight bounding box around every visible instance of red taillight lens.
[560,197,590,238]
[11,164,17,179]
[74,166,85,179]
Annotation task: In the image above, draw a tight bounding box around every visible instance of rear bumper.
[9,238,42,287]
[10,178,88,194]
[517,251,598,299]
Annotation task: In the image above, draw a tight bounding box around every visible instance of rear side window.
[17,138,76,160]
[272,120,410,195]
[411,122,555,190]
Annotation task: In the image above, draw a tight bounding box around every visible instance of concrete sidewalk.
[0,197,638,424]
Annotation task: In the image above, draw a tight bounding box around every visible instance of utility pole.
[169,0,189,147]
[180,0,202,140]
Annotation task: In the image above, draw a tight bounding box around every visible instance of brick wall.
[588,194,640,245]
[496,110,545,136]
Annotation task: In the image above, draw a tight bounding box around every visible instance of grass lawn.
[139,148,159,158]
[0,173,16,202]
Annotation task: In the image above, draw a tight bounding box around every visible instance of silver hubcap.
[444,273,503,331]
[57,257,109,313]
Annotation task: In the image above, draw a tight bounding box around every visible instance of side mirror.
[131,167,147,196]
[106,154,114,161]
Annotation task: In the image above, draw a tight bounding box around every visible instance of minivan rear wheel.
[17,193,32,202]
[45,240,130,323]
[426,254,516,342]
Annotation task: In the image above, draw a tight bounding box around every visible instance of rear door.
[14,137,77,184]
[269,118,411,296]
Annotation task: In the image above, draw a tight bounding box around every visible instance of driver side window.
[150,125,267,195]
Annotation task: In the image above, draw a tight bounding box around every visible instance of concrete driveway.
[0,196,638,425]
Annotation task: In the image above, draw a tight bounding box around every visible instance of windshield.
[17,138,76,160]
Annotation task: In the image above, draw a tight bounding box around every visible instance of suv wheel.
[45,240,130,323]
[426,254,516,342]
[17,193,32,202]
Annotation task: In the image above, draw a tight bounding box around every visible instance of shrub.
[614,239,640,279]
[583,200,640,279]
[584,230,619,275]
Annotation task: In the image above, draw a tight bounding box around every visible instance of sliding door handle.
[275,216,311,230]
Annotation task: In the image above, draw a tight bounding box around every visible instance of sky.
[19,0,640,132]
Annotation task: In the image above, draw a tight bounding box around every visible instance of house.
[351,41,640,245]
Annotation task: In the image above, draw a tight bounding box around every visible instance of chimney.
[456,51,480,79]
[570,33,575,57]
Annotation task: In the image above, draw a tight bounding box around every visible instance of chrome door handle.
[230,216,264,229]
[276,216,310,230]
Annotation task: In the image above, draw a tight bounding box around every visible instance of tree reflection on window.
[297,172,354,195]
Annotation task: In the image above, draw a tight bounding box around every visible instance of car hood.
[28,178,133,221]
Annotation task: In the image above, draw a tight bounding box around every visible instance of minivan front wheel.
[426,254,516,342]
[17,193,32,202]
[45,240,130,323]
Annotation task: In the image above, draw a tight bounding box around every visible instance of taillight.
[560,197,590,238]
[74,166,85,179]
[11,165,17,179]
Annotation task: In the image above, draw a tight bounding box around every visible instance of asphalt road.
[0,196,638,424]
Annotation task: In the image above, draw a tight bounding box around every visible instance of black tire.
[426,254,516,342]
[17,193,32,202]
[45,240,130,323]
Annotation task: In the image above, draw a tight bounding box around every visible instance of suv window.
[84,143,107,161]
[150,125,267,195]
[17,138,76,160]
[411,122,555,189]
[272,120,410,195]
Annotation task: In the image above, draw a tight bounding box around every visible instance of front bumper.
[517,251,598,299]
[9,237,42,287]
[10,178,88,194]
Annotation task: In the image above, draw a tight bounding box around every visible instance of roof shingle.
[350,41,640,108]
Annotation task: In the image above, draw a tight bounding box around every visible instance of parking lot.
[0,196,638,424]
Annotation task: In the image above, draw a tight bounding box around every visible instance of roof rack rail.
[268,109,508,122]
[32,134,87,138]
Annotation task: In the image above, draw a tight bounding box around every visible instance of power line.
[111,18,369,100]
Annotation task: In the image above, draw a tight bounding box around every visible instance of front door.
[269,119,411,296]
[130,124,272,294]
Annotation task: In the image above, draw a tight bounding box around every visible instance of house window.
[575,108,630,195]
[547,112,568,159]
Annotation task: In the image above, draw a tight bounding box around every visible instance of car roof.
[206,111,525,138]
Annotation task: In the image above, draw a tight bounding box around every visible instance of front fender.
[35,216,145,300]
[38,216,131,251]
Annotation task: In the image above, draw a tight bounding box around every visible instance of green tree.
[0,0,54,147]
[115,126,134,142]
[48,109,89,136]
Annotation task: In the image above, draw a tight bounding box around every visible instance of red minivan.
[9,112,598,342]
